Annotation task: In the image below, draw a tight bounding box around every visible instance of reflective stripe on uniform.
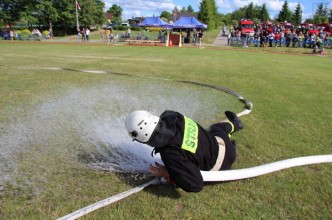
[181,116,198,153]
[228,121,234,138]
[210,136,226,171]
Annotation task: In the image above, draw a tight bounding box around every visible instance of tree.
[36,0,59,34]
[198,0,210,28]
[220,13,232,25]
[180,7,186,13]
[0,0,20,28]
[54,0,77,35]
[304,18,314,23]
[172,6,179,14]
[91,0,105,25]
[277,1,293,23]
[187,5,194,13]
[329,9,332,22]
[107,4,122,23]
[315,3,328,16]
[172,6,179,20]
[293,3,302,26]
[160,11,172,21]
[245,2,254,20]
[230,7,246,21]
[260,3,270,21]
[198,0,218,30]
[313,3,328,24]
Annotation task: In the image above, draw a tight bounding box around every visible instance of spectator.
[192,28,197,45]
[259,32,266,47]
[313,36,323,54]
[274,31,280,47]
[240,31,246,46]
[236,31,241,45]
[285,31,292,47]
[222,24,226,36]
[320,29,326,47]
[303,32,308,48]
[127,28,131,39]
[109,32,114,42]
[105,28,110,43]
[85,28,90,41]
[9,30,14,40]
[292,31,298,47]
[198,30,203,47]
[253,31,259,47]
[279,30,284,47]
[113,33,118,43]
[81,28,86,42]
[248,31,254,45]
[268,32,275,47]
[227,32,231,46]
[99,27,103,42]
[310,34,316,48]
[298,32,304,47]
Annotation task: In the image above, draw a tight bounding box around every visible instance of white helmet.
[125,110,160,143]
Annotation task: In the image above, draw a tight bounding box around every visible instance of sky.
[103,0,332,22]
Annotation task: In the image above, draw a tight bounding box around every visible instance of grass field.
[0,41,331,219]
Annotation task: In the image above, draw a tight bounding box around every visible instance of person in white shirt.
[85,28,90,41]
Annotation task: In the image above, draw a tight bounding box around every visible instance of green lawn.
[0,42,331,219]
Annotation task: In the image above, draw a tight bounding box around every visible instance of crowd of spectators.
[0,30,16,40]
[1,28,53,41]
[227,24,332,49]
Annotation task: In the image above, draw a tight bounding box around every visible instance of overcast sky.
[103,0,332,21]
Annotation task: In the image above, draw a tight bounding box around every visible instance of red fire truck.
[300,23,319,35]
[280,22,294,32]
[261,21,274,32]
[320,23,332,34]
[240,19,254,33]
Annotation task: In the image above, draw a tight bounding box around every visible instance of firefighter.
[124,110,243,192]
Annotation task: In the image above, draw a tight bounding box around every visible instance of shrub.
[42,30,49,36]
[16,29,31,40]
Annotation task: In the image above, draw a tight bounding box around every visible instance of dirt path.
[212,30,228,46]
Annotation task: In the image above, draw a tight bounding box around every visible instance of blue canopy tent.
[171,17,207,29]
[170,17,207,44]
[138,17,170,27]
[136,17,170,41]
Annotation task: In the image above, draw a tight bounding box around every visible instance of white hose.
[201,155,332,181]
[57,178,159,220]
[57,155,332,220]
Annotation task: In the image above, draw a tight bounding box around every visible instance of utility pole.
[75,0,80,31]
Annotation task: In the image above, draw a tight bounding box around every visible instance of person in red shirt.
[274,32,280,47]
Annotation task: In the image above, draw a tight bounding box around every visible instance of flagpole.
[75,0,79,31]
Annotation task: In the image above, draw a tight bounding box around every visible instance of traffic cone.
[169,40,172,46]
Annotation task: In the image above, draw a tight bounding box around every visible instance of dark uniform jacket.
[148,110,234,192]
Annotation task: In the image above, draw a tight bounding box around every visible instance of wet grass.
[0,42,331,219]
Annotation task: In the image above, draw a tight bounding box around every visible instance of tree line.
[1,0,332,35]
[193,0,332,29]
[0,0,105,35]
